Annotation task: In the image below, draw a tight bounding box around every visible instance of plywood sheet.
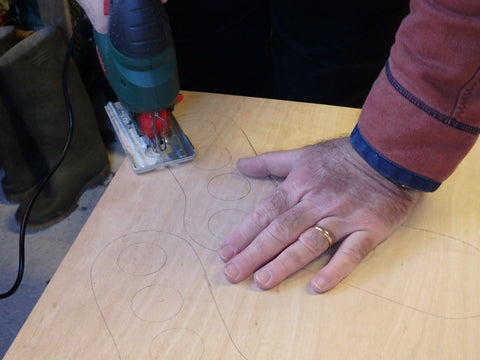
[4,92,480,359]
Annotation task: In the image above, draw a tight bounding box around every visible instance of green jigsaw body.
[93,30,179,114]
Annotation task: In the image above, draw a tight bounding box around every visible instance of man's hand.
[76,0,169,34]
[219,137,420,292]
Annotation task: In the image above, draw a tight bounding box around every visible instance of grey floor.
[0,146,125,358]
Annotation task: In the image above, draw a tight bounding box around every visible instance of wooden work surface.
[5,91,480,359]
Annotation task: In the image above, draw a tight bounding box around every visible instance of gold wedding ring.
[314,226,334,250]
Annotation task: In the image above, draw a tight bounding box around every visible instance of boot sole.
[18,163,111,231]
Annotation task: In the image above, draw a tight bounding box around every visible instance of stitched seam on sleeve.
[385,60,480,135]
[454,69,480,120]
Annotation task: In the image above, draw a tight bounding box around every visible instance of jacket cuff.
[350,125,440,192]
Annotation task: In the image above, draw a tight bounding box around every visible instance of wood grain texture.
[4,92,480,359]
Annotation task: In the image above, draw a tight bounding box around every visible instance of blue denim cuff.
[350,125,441,192]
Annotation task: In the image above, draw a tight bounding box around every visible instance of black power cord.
[0,16,85,299]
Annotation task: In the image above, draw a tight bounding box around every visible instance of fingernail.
[219,244,235,261]
[224,262,240,281]
[254,269,271,286]
[312,277,327,293]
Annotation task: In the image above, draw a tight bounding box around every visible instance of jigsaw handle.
[109,0,172,59]
[94,0,180,113]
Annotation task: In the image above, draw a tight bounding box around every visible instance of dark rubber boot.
[0,25,110,229]
[0,26,18,55]
[0,25,45,203]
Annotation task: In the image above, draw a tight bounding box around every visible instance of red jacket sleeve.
[353,0,480,190]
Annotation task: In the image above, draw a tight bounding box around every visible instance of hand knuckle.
[251,207,272,228]
[275,257,292,274]
[339,246,369,264]
[267,219,291,246]
[266,188,289,211]
[326,262,345,282]
[251,189,289,228]
[298,233,323,255]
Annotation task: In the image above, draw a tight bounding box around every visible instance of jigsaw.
[94,0,195,173]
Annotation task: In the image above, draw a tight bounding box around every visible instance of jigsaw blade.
[105,102,195,173]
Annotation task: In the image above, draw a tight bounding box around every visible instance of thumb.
[237,149,302,178]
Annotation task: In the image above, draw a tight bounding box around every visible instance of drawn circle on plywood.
[207,173,251,201]
[193,145,232,170]
[208,209,249,240]
[150,328,205,359]
[178,114,216,142]
[131,284,183,322]
[117,242,167,276]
